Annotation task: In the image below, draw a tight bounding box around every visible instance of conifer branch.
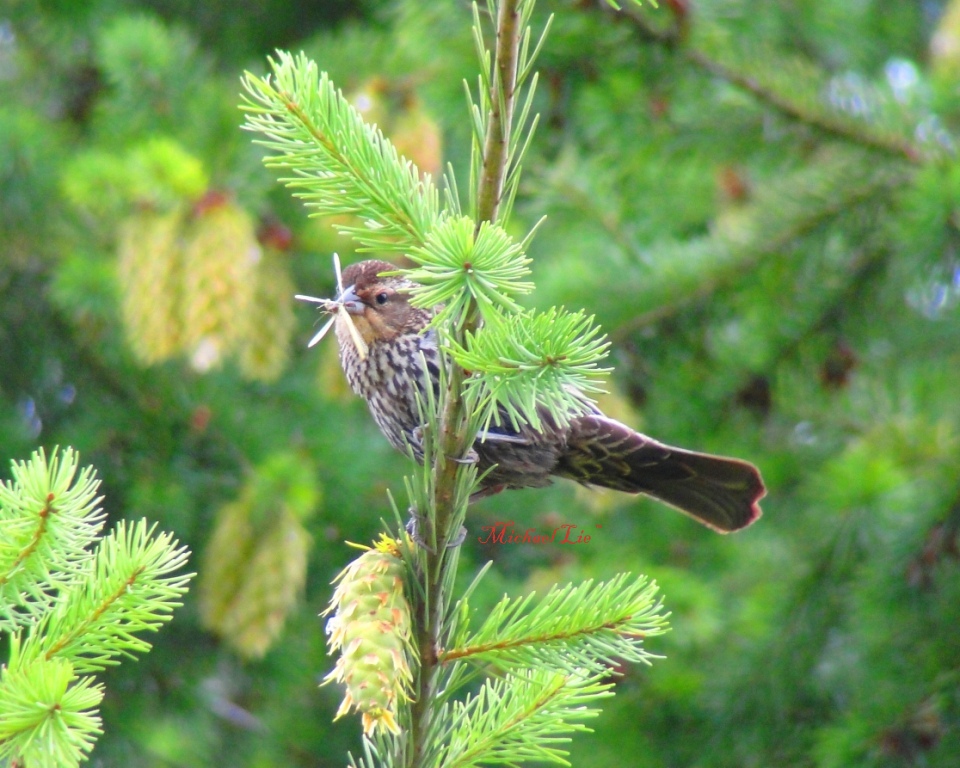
[404,216,534,328]
[598,2,930,164]
[440,575,668,673]
[0,657,104,768]
[475,0,522,227]
[0,448,105,633]
[685,48,925,163]
[241,54,440,253]
[25,520,192,672]
[611,153,905,335]
[451,307,612,432]
[438,671,612,767]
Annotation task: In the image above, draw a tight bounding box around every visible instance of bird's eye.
[375,292,389,305]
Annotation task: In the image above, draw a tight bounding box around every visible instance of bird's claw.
[446,524,468,547]
[469,483,506,503]
[406,507,467,551]
[406,514,434,553]
[453,447,479,465]
[410,427,477,466]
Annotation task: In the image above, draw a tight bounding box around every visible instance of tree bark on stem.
[407,2,525,766]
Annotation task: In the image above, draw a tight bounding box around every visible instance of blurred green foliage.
[2,0,960,766]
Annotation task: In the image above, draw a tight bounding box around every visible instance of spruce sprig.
[437,670,613,767]
[241,51,440,254]
[403,216,534,328]
[19,520,192,673]
[0,448,105,633]
[452,307,612,432]
[443,575,669,674]
[0,657,104,768]
[0,449,193,768]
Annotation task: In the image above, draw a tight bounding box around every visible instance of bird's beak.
[333,284,370,360]
[337,285,365,315]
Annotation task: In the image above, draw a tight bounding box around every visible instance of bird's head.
[296,258,430,361]
[335,260,426,346]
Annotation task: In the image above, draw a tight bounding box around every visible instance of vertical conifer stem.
[476,0,521,228]
[408,2,524,765]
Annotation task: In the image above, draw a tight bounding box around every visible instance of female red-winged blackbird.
[302,259,765,533]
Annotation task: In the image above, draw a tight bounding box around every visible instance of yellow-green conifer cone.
[323,536,414,736]
[221,509,311,658]
[238,248,295,382]
[199,452,318,658]
[197,499,255,637]
[198,501,311,659]
[180,196,259,372]
[116,210,184,363]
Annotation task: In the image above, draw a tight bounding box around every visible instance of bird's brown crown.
[338,260,427,343]
[341,260,401,291]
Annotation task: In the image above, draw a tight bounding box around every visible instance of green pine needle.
[241,51,440,254]
[438,669,613,767]
[444,574,669,674]
[0,448,105,634]
[450,306,612,432]
[403,216,534,327]
[20,519,193,674]
[0,657,103,768]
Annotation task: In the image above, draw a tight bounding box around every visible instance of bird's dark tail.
[558,415,765,533]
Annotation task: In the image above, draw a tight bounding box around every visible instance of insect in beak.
[295,253,369,360]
